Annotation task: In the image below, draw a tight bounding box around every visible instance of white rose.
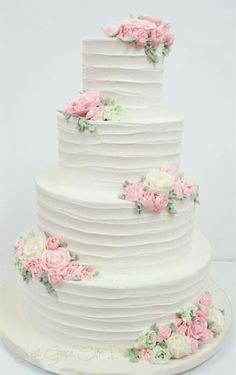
[166,334,191,359]
[208,307,224,334]
[23,229,46,259]
[144,169,175,194]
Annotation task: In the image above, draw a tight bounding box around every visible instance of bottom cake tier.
[16,231,211,349]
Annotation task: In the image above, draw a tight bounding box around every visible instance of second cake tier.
[57,112,183,185]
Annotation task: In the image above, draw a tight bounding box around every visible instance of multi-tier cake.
[3,16,230,375]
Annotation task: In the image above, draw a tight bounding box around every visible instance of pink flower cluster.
[174,177,198,200]
[19,234,96,286]
[122,166,199,215]
[176,293,213,353]
[64,91,105,121]
[125,182,168,213]
[103,17,174,49]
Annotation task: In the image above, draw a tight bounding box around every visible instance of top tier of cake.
[83,38,165,122]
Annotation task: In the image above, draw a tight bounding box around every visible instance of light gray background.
[1,0,235,283]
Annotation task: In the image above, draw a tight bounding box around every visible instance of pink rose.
[190,338,199,354]
[140,190,156,211]
[46,236,62,250]
[143,16,160,24]
[175,318,187,335]
[41,248,71,271]
[162,31,175,47]
[201,329,213,344]
[25,258,43,279]
[16,239,25,258]
[156,324,171,342]
[158,22,174,47]
[174,177,184,199]
[79,266,95,280]
[118,23,148,47]
[133,28,149,47]
[85,104,105,121]
[102,25,120,37]
[63,260,83,281]
[117,19,154,47]
[153,193,168,212]
[47,269,63,285]
[149,28,163,48]
[196,310,208,320]
[125,182,144,202]
[139,348,153,360]
[183,181,198,198]
[198,292,212,316]
[187,316,208,340]
[64,92,101,117]
[160,21,171,34]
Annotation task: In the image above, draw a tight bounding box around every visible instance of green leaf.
[170,322,176,333]
[77,117,96,134]
[135,200,143,215]
[44,231,52,239]
[162,45,171,57]
[119,194,126,200]
[70,252,80,261]
[123,180,130,188]
[150,322,157,331]
[145,41,159,64]
[39,273,57,297]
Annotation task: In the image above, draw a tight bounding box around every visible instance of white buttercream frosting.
[83,38,165,121]
[57,112,183,184]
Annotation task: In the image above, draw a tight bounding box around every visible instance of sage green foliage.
[125,348,140,363]
[15,258,32,283]
[167,190,177,214]
[145,41,159,64]
[39,272,57,296]
[135,200,143,215]
[77,117,96,133]
[65,114,96,134]
[162,45,171,57]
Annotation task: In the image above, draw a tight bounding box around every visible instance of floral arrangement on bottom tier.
[15,228,98,296]
[125,292,225,364]
[120,165,199,215]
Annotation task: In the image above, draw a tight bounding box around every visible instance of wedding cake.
[12,16,227,372]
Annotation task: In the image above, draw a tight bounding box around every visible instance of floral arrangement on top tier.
[61,91,122,133]
[15,228,98,296]
[126,292,225,364]
[103,16,174,63]
[120,166,199,215]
